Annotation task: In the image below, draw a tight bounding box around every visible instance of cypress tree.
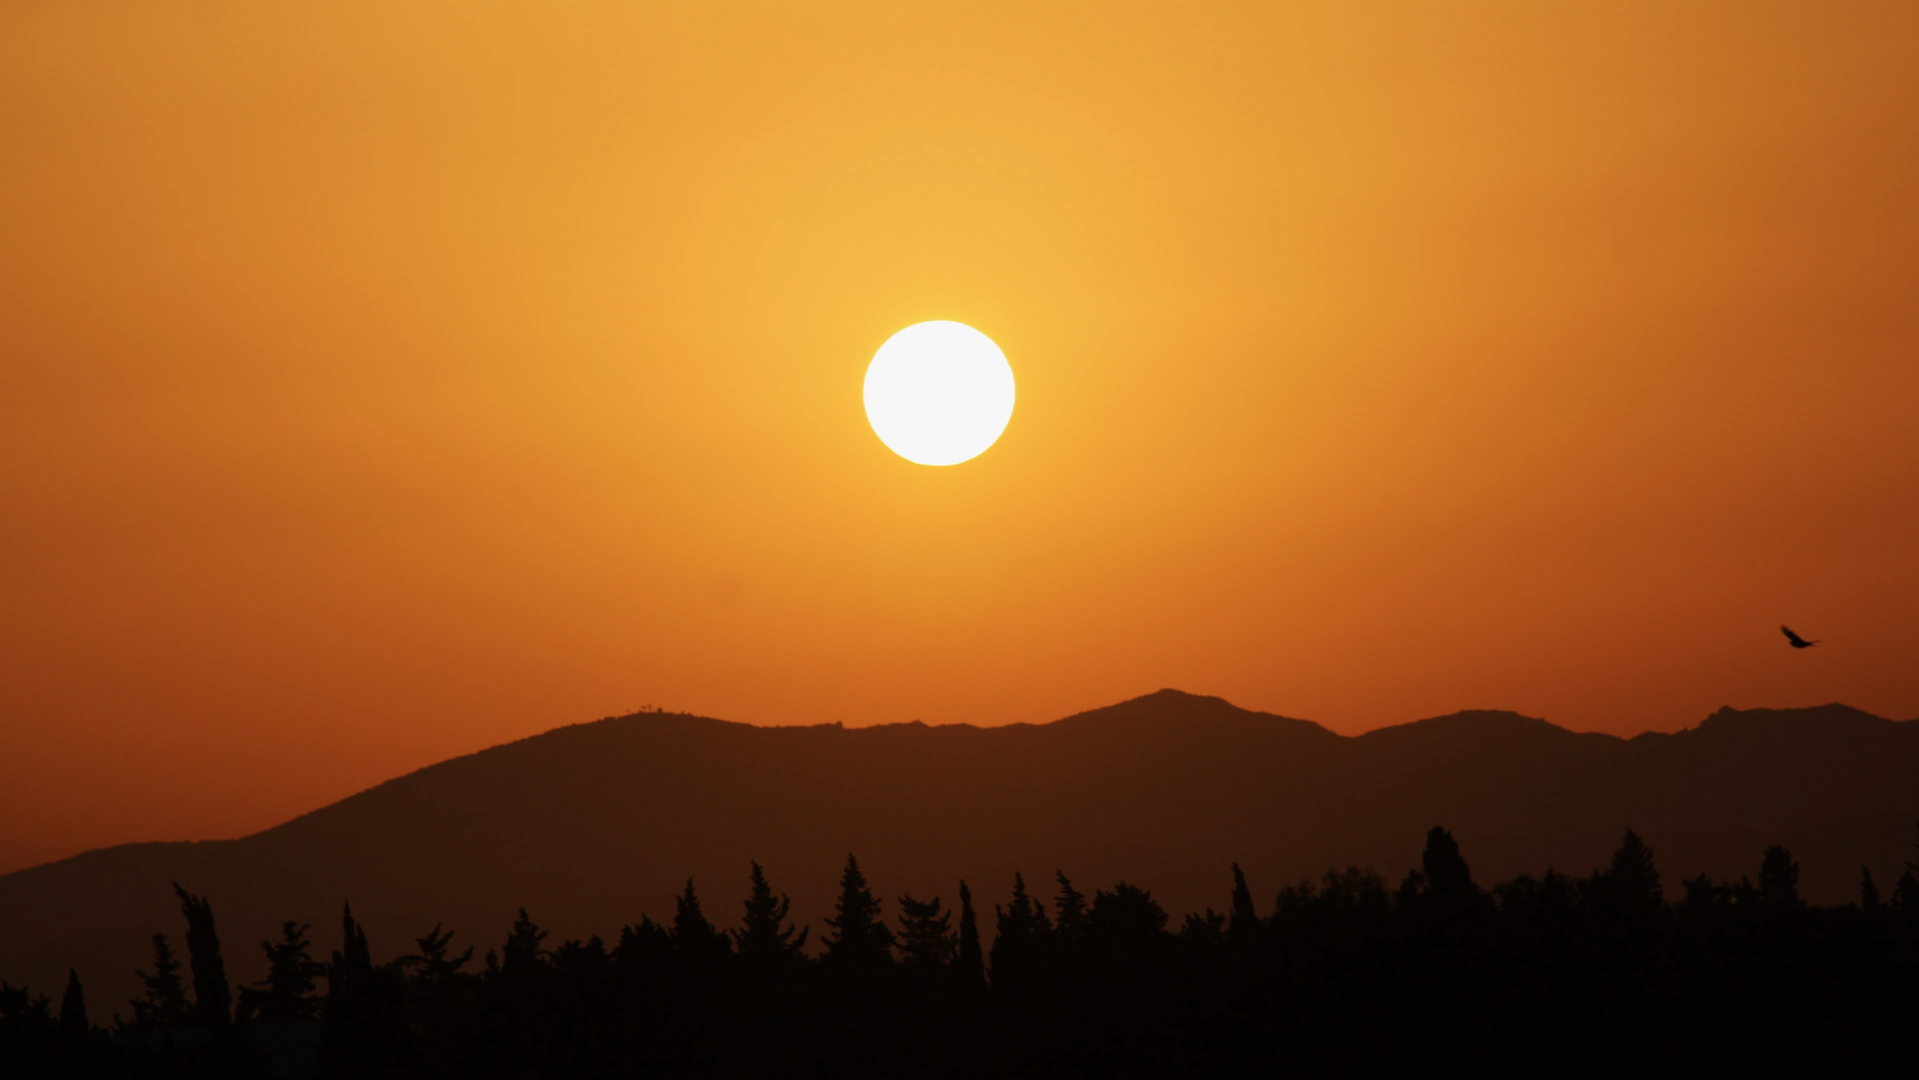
[320,902,412,1074]
[58,970,87,1036]
[1401,827,1490,927]
[1421,828,1477,903]
[172,883,232,1026]
[956,881,985,988]
[130,933,190,1031]
[735,861,808,964]
[822,853,893,967]
[1227,863,1260,942]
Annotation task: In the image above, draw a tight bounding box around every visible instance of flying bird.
[1781,626,1819,649]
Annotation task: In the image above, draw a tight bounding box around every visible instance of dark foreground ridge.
[2,691,1916,1020]
[5,830,1918,1077]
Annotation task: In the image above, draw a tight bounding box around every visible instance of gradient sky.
[4,0,1917,875]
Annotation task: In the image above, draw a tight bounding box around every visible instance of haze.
[3,1,1916,875]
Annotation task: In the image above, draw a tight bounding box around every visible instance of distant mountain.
[3,690,1915,1011]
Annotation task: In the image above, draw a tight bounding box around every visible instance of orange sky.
[3,1,1917,876]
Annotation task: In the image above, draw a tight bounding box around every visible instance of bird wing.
[1781,626,1803,645]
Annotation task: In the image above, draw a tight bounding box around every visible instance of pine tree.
[172,883,232,1026]
[735,861,808,964]
[671,878,733,962]
[0,984,53,1029]
[130,933,190,1032]
[956,881,985,988]
[1590,830,1664,921]
[1179,910,1228,950]
[1088,883,1170,976]
[1893,870,1919,916]
[615,916,672,984]
[1679,873,1730,917]
[822,853,893,967]
[398,924,473,986]
[1054,872,1089,943]
[1860,866,1881,911]
[989,873,1052,989]
[896,894,956,966]
[244,921,323,1022]
[502,908,550,977]
[58,970,88,1036]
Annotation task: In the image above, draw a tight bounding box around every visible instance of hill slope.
[3,690,1915,1011]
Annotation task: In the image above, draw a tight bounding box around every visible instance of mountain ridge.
[3,690,1915,1012]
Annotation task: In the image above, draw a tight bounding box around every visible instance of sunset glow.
[0,1,1915,880]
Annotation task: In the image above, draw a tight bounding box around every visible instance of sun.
[863,321,1016,466]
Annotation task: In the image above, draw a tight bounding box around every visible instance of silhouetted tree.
[822,854,893,968]
[1589,830,1664,921]
[990,872,1052,990]
[1179,909,1226,950]
[129,933,190,1032]
[1400,827,1488,925]
[501,908,550,977]
[1088,882,1171,978]
[956,881,985,989]
[239,921,323,1023]
[1861,867,1881,911]
[396,923,473,1059]
[1893,871,1919,917]
[1496,868,1578,930]
[1054,873,1089,944]
[57,971,87,1036]
[615,916,671,972]
[670,879,734,965]
[24,829,1919,1077]
[172,883,232,1026]
[1227,863,1260,943]
[0,983,53,1030]
[1679,873,1730,918]
[320,902,412,1075]
[398,923,473,986]
[1422,827,1476,898]
[897,894,957,967]
[735,861,808,965]
[1758,845,1802,908]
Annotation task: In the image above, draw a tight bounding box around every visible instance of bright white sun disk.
[863,321,1015,466]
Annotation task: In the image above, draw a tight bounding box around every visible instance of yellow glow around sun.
[863,321,1016,466]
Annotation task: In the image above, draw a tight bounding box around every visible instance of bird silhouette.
[1781,626,1819,649]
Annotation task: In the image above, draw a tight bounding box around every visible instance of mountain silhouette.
[2,690,1914,1009]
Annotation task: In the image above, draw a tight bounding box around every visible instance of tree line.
[5,828,1919,1077]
